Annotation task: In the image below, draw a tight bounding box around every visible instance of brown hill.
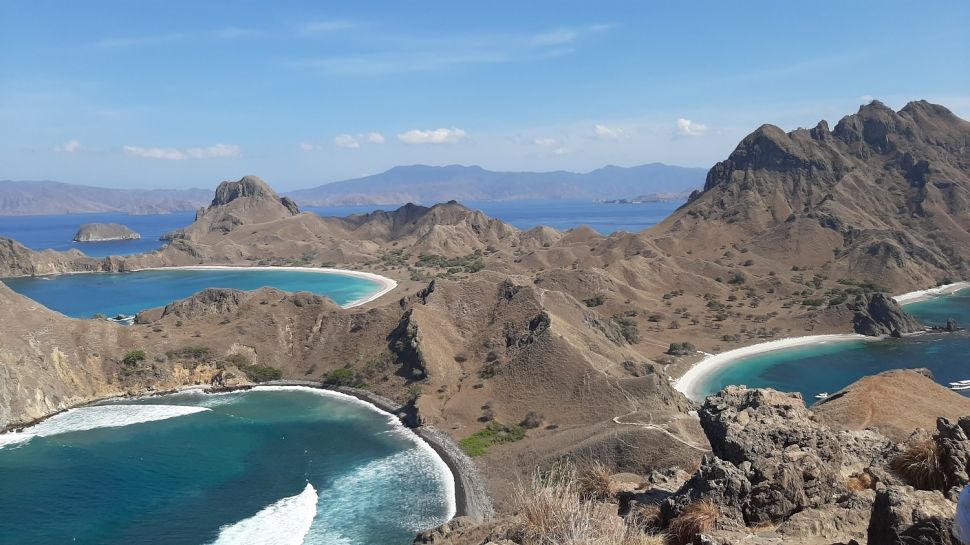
[653,100,970,290]
[814,368,970,441]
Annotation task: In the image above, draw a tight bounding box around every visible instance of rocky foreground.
[419,371,967,544]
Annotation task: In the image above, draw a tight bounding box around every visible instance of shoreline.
[673,334,872,401]
[131,265,398,309]
[0,379,492,525]
[674,281,970,402]
[892,281,970,304]
[9,264,399,309]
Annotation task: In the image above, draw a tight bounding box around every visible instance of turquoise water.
[1,268,382,318]
[0,387,454,545]
[696,290,970,401]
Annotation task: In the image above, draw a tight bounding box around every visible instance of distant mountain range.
[0,181,212,216]
[0,163,706,216]
[284,163,706,206]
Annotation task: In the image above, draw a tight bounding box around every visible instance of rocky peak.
[210,176,299,215]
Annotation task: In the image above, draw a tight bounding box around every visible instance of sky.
[2,0,969,191]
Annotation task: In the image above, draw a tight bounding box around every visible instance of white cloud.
[676,118,708,137]
[55,139,82,153]
[301,20,354,33]
[594,124,626,140]
[332,132,385,149]
[397,128,468,144]
[186,144,241,159]
[298,142,316,151]
[123,143,241,160]
[334,134,361,149]
[534,137,559,147]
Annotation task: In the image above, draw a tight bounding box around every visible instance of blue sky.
[2,1,969,190]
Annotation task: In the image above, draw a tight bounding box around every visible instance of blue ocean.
[0,387,454,545]
[0,200,682,257]
[696,290,970,400]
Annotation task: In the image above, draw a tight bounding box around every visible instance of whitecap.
[207,483,319,545]
[0,404,210,449]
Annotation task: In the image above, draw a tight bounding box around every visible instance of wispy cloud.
[675,118,707,137]
[398,128,468,144]
[301,20,355,34]
[594,124,627,140]
[123,144,241,160]
[54,139,82,153]
[290,23,615,76]
[333,132,384,149]
[97,28,261,48]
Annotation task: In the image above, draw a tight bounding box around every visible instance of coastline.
[673,334,872,401]
[892,281,970,304]
[673,281,970,402]
[132,265,398,308]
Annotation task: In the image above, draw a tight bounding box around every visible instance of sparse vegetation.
[577,462,617,501]
[891,436,945,490]
[583,294,606,307]
[509,464,666,545]
[459,421,526,456]
[668,500,718,545]
[416,252,485,273]
[521,411,544,429]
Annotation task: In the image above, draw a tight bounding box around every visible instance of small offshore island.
[2,101,970,544]
[73,222,141,242]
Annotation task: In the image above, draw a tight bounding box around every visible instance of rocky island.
[72,223,141,242]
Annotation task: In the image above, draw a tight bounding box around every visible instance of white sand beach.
[135,265,398,308]
[893,281,970,305]
[673,334,872,401]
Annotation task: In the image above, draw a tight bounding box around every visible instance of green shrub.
[666,342,696,356]
[165,346,211,361]
[322,367,362,387]
[241,364,282,383]
[122,350,146,366]
[583,294,606,307]
[611,315,639,344]
[224,354,249,367]
[459,421,526,457]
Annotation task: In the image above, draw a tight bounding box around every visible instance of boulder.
[848,293,924,337]
[867,485,956,545]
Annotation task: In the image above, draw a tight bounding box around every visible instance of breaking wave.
[207,483,319,545]
[0,404,210,449]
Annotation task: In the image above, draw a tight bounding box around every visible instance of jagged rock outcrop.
[846,293,925,336]
[179,176,302,239]
[867,485,956,545]
[0,236,103,276]
[73,223,141,242]
[665,387,848,526]
[655,100,970,291]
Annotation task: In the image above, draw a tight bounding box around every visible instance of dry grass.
[628,503,662,532]
[667,500,718,545]
[891,436,945,490]
[510,465,667,545]
[578,462,618,501]
[845,471,875,492]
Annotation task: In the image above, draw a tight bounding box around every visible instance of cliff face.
[657,100,970,290]
[73,223,141,242]
[177,176,301,240]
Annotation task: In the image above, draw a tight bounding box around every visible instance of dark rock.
[848,293,924,336]
[211,176,299,215]
[935,417,970,499]
[867,485,956,545]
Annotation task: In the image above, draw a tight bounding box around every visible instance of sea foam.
[0,404,210,449]
[208,483,319,545]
